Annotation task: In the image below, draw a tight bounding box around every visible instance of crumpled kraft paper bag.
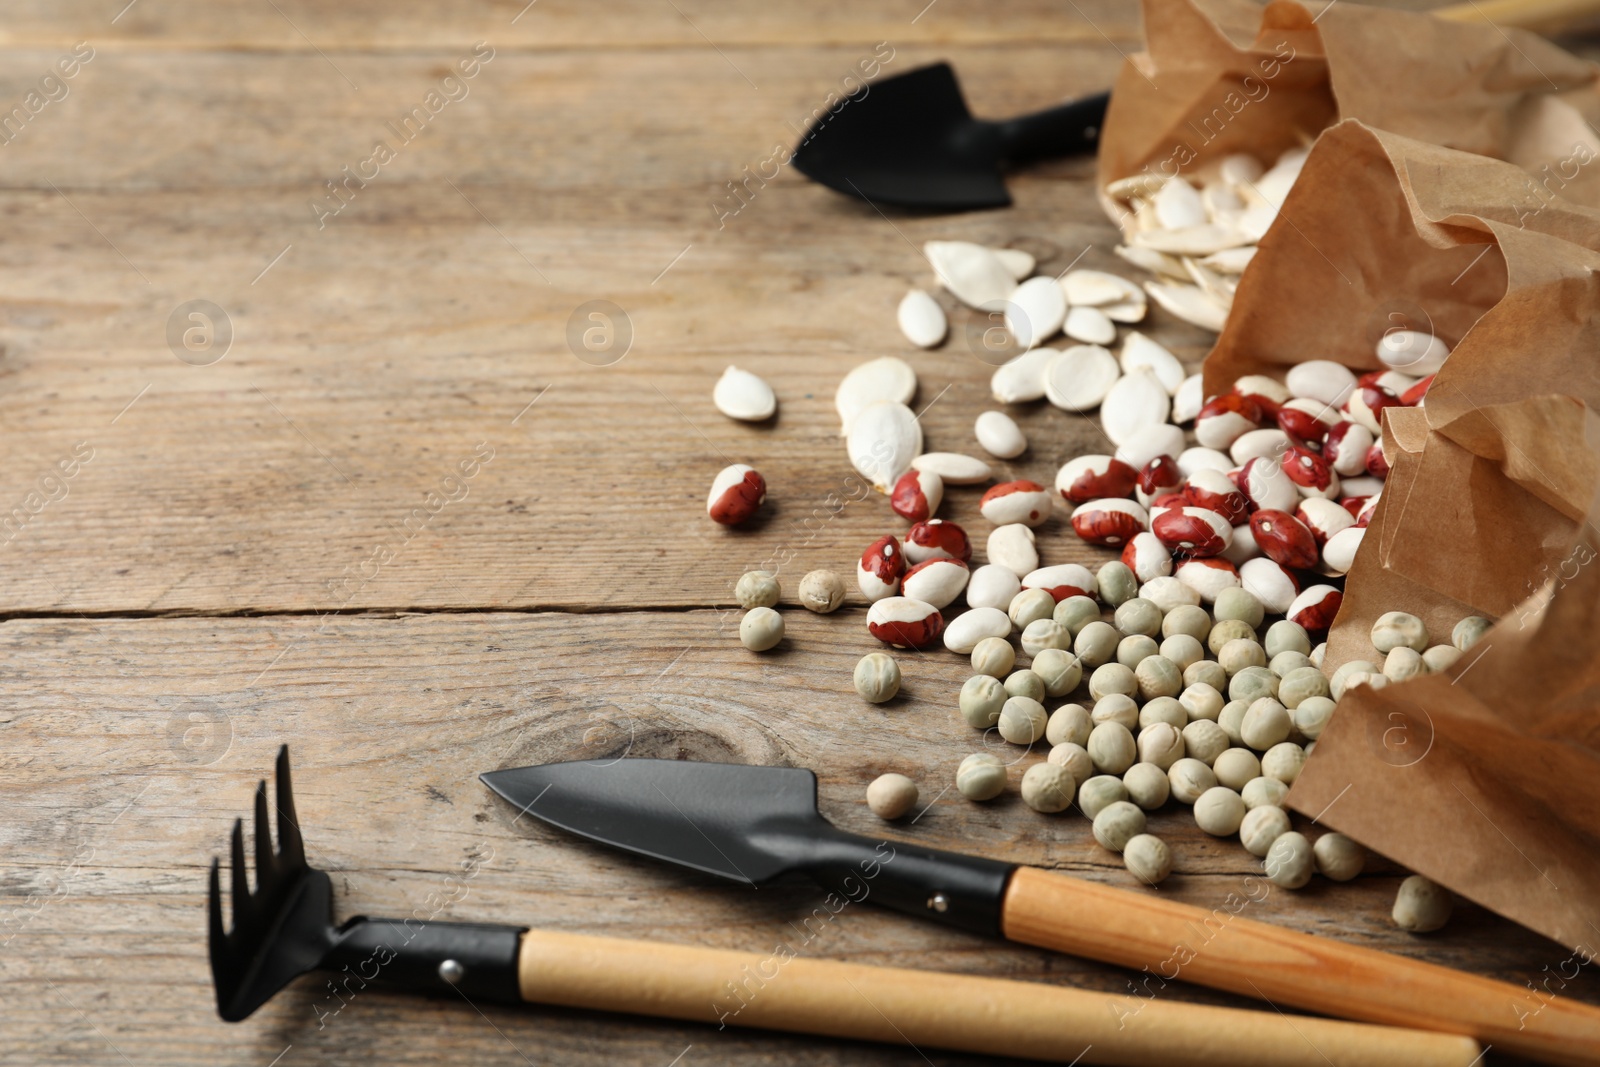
[1202,119,1600,405]
[1097,0,1600,216]
[1291,394,1600,952]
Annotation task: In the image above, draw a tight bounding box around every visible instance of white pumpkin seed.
[1100,369,1171,446]
[1153,177,1206,229]
[1061,270,1142,307]
[975,410,1027,459]
[1219,153,1264,187]
[1135,225,1252,257]
[1200,246,1257,274]
[993,247,1036,280]
[1043,345,1120,412]
[897,289,948,349]
[712,366,777,422]
[924,240,1016,311]
[1251,158,1303,208]
[1115,244,1189,280]
[911,452,992,484]
[1144,281,1227,332]
[1064,306,1116,345]
[1236,201,1278,242]
[989,346,1057,403]
[1201,182,1245,220]
[1183,258,1235,308]
[1119,332,1185,395]
[1005,275,1067,349]
[1101,298,1148,324]
[835,356,917,435]
[1172,374,1205,423]
[847,401,922,492]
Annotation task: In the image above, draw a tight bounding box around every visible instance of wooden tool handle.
[1434,0,1600,32]
[518,928,1479,1067]
[1003,867,1600,1067]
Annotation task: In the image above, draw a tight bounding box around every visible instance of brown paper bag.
[1203,119,1600,407]
[1291,394,1600,952]
[1097,0,1600,214]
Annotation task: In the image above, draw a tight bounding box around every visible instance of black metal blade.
[480,759,823,885]
[791,62,1012,211]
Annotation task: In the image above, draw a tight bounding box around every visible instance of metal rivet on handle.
[928,893,949,913]
[438,960,465,984]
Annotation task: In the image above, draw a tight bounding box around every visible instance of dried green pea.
[1372,611,1428,654]
[1260,741,1306,784]
[1077,774,1129,818]
[1181,719,1230,765]
[1113,597,1163,638]
[1179,682,1224,723]
[1123,762,1171,810]
[1021,762,1075,813]
[1452,616,1491,652]
[739,607,785,651]
[1194,785,1246,836]
[1207,618,1258,656]
[798,569,846,613]
[1264,831,1314,888]
[1162,604,1212,642]
[1217,699,1249,745]
[1241,775,1289,810]
[1269,650,1312,678]
[1136,721,1185,770]
[866,774,918,819]
[1393,874,1453,932]
[1422,645,1462,672]
[735,570,781,609]
[1091,694,1139,730]
[1265,619,1312,658]
[1211,747,1260,790]
[1239,805,1290,857]
[1087,721,1137,774]
[1053,595,1102,636]
[1383,646,1426,683]
[1160,634,1205,671]
[1004,669,1046,702]
[1031,648,1082,697]
[1045,703,1091,747]
[1184,659,1229,693]
[956,753,1006,801]
[999,696,1048,744]
[1074,621,1121,668]
[1092,800,1147,852]
[1228,666,1280,705]
[1088,662,1137,701]
[971,636,1016,678]
[1047,742,1093,784]
[1219,638,1267,677]
[1097,561,1139,608]
[1139,696,1188,731]
[1116,634,1159,669]
[959,674,1007,728]
[1212,586,1264,629]
[1278,666,1330,710]
[1134,655,1183,701]
[1167,757,1217,804]
[1240,697,1291,750]
[1009,588,1057,632]
[1292,696,1336,740]
[1314,832,1366,881]
[1123,833,1173,884]
[1021,618,1073,657]
[1330,659,1378,700]
[853,653,902,703]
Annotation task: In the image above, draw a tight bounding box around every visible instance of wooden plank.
[0,43,1182,616]
[0,611,1583,1066]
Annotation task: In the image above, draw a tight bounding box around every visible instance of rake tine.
[207,857,227,954]
[229,817,251,938]
[253,781,276,893]
[274,745,305,870]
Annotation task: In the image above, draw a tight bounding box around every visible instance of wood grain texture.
[1,612,1593,1066]
[2,1,1597,1064]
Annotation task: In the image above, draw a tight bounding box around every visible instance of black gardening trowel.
[482,757,1600,1064]
[790,62,1109,211]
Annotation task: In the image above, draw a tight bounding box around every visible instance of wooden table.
[1,2,1593,1064]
